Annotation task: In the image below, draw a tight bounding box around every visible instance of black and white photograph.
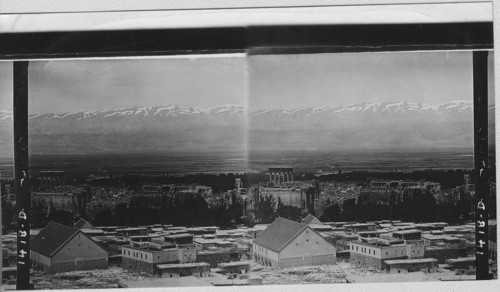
[0,1,498,291]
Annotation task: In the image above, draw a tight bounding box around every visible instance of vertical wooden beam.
[14,61,30,290]
[473,51,489,280]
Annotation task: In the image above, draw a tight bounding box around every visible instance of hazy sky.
[0,51,495,114]
[249,51,478,111]
[1,56,248,114]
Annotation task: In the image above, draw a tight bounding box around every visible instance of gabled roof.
[302,214,321,225]
[74,218,93,230]
[31,222,79,257]
[253,217,307,252]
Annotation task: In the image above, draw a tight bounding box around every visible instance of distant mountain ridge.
[0,100,495,155]
[0,100,481,122]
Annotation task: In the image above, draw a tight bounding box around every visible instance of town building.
[116,227,149,237]
[196,250,231,268]
[121,242,182,275]
[445,256,476,272]
[218,261,251,274]
[392,229,422,241]
[302,214,322,225]
[156,262,210,278]
[424,244,471,264]
[344,223,378,233]
[73,218,93,230]
[30,222,108,274]
[164,233,194,245]
[349,238,413,270]
[384,258,438,274]
[253,217,336,268]
[180,244,197,263]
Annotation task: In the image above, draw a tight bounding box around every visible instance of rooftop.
[446,257,476,263]
[31,222,79,257]
[393,229,422,235]
[218,261,252,267]
[164,233,193,239]
[253,217,307,252]
[74,218,93,229]
[302,214,321,225]
[385,258,438,265]
[156,262,210,269]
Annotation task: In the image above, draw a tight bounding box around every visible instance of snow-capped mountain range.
[0,100,478,123]
[0,100,494,155]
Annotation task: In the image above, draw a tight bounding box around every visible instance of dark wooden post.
[473,51,489,280]
[14,61,31,290]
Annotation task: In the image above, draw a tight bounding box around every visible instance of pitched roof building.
[302,214,322,225]
[253,217,336,268]
[73,218,93,230]
[30,222,108,274]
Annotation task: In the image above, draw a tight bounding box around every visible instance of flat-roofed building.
[421,234,462,246]
[156,262,210,278]
[121,242,182,275]
[385,258,438,274]
[116,227,148,237]
[193,238,218,250]
[196,250,231,268]
[344,223,377,233]
[253,217,336,268]
[323,222,357,228]
[445,256,476,271]
[164,233,193,245]
[358,230,388,238]
[178,244,197,263]
[392,229,422,241]
[218,261,252,274]
[349,238,408,270]
[405,240,425,259]
[424,245,470,264]
[309,224,332,232]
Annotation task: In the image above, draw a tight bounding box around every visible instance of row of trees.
[87,193,245,228]
[243,196,305,225]
[319,188,477,224]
